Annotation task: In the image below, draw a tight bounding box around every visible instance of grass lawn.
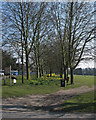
[56,90,96,113]
[2,74,95,98]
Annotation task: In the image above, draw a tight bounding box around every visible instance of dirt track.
[3,85,95,108]
[2,85,96,118]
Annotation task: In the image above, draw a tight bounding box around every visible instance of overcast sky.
[77,60,94,68]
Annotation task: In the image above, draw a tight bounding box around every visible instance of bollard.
[3,76,6,85]
[61,79,65,87]
[13,79,16,85]
[4,79,6,85]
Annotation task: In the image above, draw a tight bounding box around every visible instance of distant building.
[0,70,4,76]
[11,71,18,76]
[19,71,26,75]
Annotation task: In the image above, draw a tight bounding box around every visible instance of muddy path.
[2,86,95,110]
[2,85,96,118]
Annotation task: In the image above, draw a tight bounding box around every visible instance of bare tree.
[2,2,95,84]
[2,2,47,80]
[67,2,95,84]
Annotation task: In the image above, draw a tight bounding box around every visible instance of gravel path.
[2,85,95,118]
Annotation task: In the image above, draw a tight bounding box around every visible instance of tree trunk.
[26,54,29,80]
[42,68,43,76]
[18,55,20,75]
[39,60,41,77]
[21,44,24,83]
[21,59,24,83]
[64,67,66,80]
[50,67,52,77]
[60,66,63,78]
[36,65,38,78]
[40,71,41,77]
[36,61,40,79]
[40,61,43,76]
[70,67,74,84]
[40,62,42,77]
[37,64,40,78]
[60,73,62,78]
[21,31,24,83]
[67,68,68,78]
[28,67,30,80]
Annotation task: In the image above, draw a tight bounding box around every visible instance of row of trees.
[74,68,96,76]
[2,50,18,70]
[2,2,95,84]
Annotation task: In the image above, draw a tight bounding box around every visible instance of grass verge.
[2,74,94,98]
[54,91,96,113]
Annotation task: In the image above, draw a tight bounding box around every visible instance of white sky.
[77,60,95,68]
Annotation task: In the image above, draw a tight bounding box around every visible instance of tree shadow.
[2,102,96,113]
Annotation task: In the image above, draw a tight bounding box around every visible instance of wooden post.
[10,65,11,86]
[4,76,6,85]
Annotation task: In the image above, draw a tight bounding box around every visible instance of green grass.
[63,75,94,90]
[2,74,95,98]
[56,91,96,113]
[2,85,60,98]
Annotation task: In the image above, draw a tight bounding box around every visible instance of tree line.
[74,68,96,76]
[2,2,95,84]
